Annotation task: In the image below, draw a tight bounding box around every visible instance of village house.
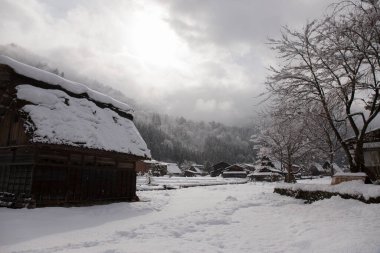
[166,163,182,176]
[308,163,327,177]
[222,164,248,178]
[0,56,151,207]
[184,164,207,177]
[209,161,231,177]
[248,156,284,182]
[346,128,380,182]
[239,163,256,172]
[248,167,284,182]
[136,160,182,177]
[136,160,167,176]
[322,161,345,176]
[135,160,151,175]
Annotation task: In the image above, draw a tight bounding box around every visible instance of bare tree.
[267,0,380,174]
[258,109,314,182]
[301,102,345,165]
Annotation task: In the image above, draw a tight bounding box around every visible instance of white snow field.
[136,176,248,190]
[1,179,380,253]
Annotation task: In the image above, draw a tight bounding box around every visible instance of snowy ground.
[137,176,248,190]
[1,178,380,253]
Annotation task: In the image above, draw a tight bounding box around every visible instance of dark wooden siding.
[30,147,137,206]
[363,149,380,181]
[0,148,34,196]
[0,145,140,207]
[0,109,29,147]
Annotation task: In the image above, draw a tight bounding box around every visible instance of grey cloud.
[166,0,336,47]
[0,0,337,126]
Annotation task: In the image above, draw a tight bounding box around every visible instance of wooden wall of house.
[0,147,35,196]
[363,149,380,181]
[136,160,150,174]
[1,145,140,206]
[30,147,138,206]
[0,109,29,147]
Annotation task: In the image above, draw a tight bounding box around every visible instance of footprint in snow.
[225,196,238,201]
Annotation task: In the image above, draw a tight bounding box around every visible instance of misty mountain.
[135,113,257,165]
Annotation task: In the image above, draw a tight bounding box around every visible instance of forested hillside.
[135,113,257,165]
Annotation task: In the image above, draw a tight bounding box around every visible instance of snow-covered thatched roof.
[248,172,282,177]
[167,163,182,174]
[16,85,150,158]
[0,55,150,158]
[0,55,133,115]
[312,162,324,172]
[224,164,246,171]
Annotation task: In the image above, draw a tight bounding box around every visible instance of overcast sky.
[0,0,335,125]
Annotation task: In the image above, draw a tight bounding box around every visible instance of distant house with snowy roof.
[248,165,284,182]
[239,163,255,172]
[321,161,345,176]
[248,156,284,182]
[166,163,182,176]
[0,55,151,207]
[184,164,207,177]
[136,160,182,176]
[346,128,380,182]
[136,160,166,176]
[308,163,328,176]
[210,161,231,177]
[222,164,248,178]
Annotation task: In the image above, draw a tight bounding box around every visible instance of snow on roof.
[255,165,283,174]
[271,161,282,171]
[225,164,245,170]
[167,163,182,174]
[0,55,132,115]
[332,163,344,172]
[143,160,168,165]
[364,141,380,148]
[17,85,150,158]
[189,165,205,173]
[223,171,247,174]
[187,167,203,174]
[248,172,282,177]
[312,163,324,172]
[143,159,158,164]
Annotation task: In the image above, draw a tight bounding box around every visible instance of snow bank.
[17,85,150,157]
[0,55,132,114]
[334,172,367,177]
[277,180,380,200]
